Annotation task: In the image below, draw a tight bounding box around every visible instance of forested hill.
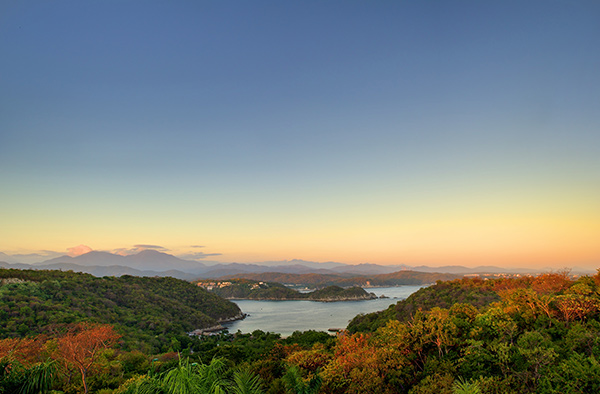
[199,279,377,301]
[347,277,501,332]
[216,270,461,288]
[4,270,600,393]
[0,268,242,351]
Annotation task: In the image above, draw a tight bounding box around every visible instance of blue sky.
[1,1,599,268]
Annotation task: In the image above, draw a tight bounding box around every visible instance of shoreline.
[187,312,247,336]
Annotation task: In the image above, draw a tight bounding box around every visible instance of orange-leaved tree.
[0,336,47,366]
[320,333,391,394]
[55,322,121,394]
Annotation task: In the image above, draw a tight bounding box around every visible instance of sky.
[1,1,599,270]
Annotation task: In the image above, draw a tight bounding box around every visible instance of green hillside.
[199,279,376,300]
[0,268,242,351]
[347,277,500,332]
[4,271,600,394]
[307,285,376,301]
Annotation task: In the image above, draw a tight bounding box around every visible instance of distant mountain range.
[0,250,590,280]
[40,250,206,272]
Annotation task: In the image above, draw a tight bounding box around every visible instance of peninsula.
[196,279,378,301]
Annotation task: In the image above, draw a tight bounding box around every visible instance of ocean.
[222,285,424,336]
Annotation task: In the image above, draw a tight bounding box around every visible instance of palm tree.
[0,359,56,394]
[194,358,230,394]
[116,356,264,394]
[19,360,57,394]
[143,357,228,394]
[230,368,264,394]
[282,366,321,394]
[160,358,205,394]
[452,377,481,394]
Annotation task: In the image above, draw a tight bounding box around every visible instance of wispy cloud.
[112,248,132,256]
[133,244,168,250]
[67,244,93,257]
[112,244,169,256]
[178,252,222,261]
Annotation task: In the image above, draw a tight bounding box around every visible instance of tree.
[55,323,121,394]
[539,352,600,393]
[407,308,459,360]
[160,357,222,394]
[0,358,57,394]
[282,365,321,394]
[452,377,481,394]
[558,283,600,322]
[18,360,57,394]
[320,333,389,393]
[286,343,331,372]
[0,337,46,366]
[531,271,572,294]
[116,356,263,394]
[231,368,264,394]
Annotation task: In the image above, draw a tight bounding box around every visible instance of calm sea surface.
[222,285,424,336]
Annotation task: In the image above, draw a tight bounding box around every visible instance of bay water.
[222,285,424,336]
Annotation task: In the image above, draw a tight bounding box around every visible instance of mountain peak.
[136,249,168,256]
[83,251,114,257]
[127,249,184,261]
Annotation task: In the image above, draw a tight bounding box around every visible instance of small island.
[196,279,378,301]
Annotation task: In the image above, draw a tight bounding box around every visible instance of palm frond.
[231,368,264,394]
[452,377,481,394]
[19,360,56,394]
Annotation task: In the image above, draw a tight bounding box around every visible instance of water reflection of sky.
[223,285,424,336]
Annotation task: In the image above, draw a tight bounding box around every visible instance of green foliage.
[0,268,242,352]
[0,359,56,394]
[281,331,334,348]
[162,357,229,394]
[282,366,321,394]
[204,280,375,301]
[19,360,57,394]
[231,368,264,394]
[5,270,600,394]
[451,377,481,394]
[348,278,500,333]
[538,353,600,393]
[191,330,283,365]
[307,286,375,301]
[562,321,600,357]
[0,359,24,394]
[206,280,299,300]
[408,373,454,394]
[346,274,600,393]
[116,357,264,394]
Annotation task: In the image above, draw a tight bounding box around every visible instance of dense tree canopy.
[0,268,242,352]
[201,279,376,301]
[347,277,500,332]
[3,268,600,393]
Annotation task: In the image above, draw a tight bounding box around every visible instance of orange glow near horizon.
[1,1,599,274]
[1,173,598,271]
